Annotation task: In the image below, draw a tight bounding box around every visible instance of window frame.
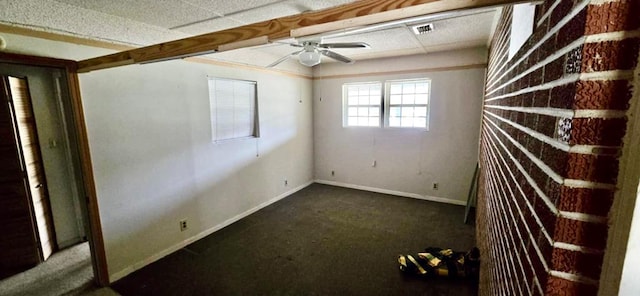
[342,81,383,128]
[208,76,260,143]
[383,78,431,130]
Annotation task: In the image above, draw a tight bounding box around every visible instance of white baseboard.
[109,180,314,283]
[314,179,467,206]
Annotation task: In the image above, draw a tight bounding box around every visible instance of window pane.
[415,94,429,104]
[402,94,415,105]
[385,79,430,129]
[401,117,414,127]
[348,86,358,96]
[402,83,415,94]
[344,82,382,127]
[390,107,401,117]
[402,107,414,117]
[415,107,427,116]
[415,83,429,93]
[390,84,402,94]
[359,87,369,96]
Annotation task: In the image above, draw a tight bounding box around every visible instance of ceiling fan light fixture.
[299,50,321,67]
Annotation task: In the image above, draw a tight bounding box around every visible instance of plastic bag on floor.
[397,247,480,279]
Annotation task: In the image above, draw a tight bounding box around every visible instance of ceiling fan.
[267,40,370,68]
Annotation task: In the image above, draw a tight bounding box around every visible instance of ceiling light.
[299,50,321,67]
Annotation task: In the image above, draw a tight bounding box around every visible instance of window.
[509,3,536,60]
[208,77,259,141]
[343,82,382,127]
[385,79,430,128]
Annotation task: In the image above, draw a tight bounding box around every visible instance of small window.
[385,79,430,129]
[343,82,382,127]
[208,77,259,142]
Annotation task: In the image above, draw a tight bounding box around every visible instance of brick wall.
[477,0,640,295]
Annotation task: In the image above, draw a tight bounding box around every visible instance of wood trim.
[0,26,312,79]
[313,63,487,80]
[0,23,134,51]
[0,52,78,70]
[77,0,523,73]
[184,57,311,79]
[0,54,110,286]
[66,71,110,286]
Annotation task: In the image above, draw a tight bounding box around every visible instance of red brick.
[574,80,632,110]
[556,186,614,216]
[546,276,598,296]
[585,0,640,34]
[566,153,620,184]
[570,117,627,146]
[551,248,604,279]
[554,218,608,249]
[581,38,640,72]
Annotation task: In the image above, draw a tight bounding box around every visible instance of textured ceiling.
[0,0,497,70]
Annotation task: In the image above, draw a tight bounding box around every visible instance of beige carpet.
[0,242,119,296]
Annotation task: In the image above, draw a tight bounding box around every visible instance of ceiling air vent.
[412,23,435,35]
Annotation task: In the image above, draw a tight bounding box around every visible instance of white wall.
[1,32,314,281]
[312,48,487,204]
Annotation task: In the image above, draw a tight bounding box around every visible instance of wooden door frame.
[0,52,109,286]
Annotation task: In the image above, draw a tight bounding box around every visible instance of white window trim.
[342,81,383,128]
[208,76,260,143]
[383,78,431,130]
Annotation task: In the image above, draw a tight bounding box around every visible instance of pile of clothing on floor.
[398,247,480,279]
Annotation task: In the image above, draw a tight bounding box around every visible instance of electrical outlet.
[331,170,335,176]
[372,160,377,167]
[179,219,188,232]
[284,179,288,186]
[433,183,439,190]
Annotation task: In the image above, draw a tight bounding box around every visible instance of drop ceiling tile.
[53,0,216,29]
[172,17,246,35]
[322,27,424,56]
[225,2,304,25]
[413,11,495,49]
[183,0,285,16]
[172,0,357,35]
[3,0,189,46]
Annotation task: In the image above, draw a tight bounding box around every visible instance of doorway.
[0,74,59,278]
[0,53,108,287]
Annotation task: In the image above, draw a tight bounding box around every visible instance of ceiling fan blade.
[318,42,371,49]
[266,50,304,68]
[320,50,354,64]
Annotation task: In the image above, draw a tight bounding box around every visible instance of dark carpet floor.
[112,184,477,295]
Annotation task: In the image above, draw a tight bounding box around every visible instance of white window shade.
[208,77,258,142]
